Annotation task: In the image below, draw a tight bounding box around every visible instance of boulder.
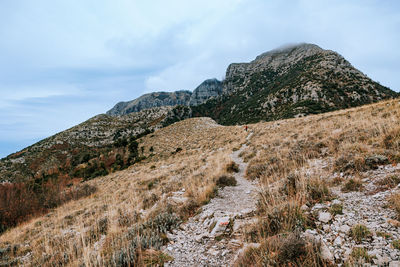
[318,212,332,223]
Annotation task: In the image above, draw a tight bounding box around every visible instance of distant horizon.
[1,0,399,158]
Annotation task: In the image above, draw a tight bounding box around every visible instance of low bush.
[235,233,329,267]
[106,212,180,266]
[342,178,363,192]
[393,240,400,250]
[216,175,237,188]
[226,161,240,173]
[0,181,96,234]
[377,175,400,189]
[330,203,343,215]
[383,127,400,149]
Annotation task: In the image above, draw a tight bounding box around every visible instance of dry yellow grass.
[2,99,400,266]
[236,99,400,265]
[0,117,246,266]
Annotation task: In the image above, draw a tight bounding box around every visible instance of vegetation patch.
[307,178,331,203]
[350,224,371,243]
[216,175,237,188]
[347,247,373,264]
[388,193,400,220]
[376,175,400,190]
[330,203,343,215]
[0,182,96,234]
[393,240,400,250]
[226,161,240,173]
[342,178,363,192]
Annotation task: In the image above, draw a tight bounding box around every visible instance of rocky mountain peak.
[225,43,325,87]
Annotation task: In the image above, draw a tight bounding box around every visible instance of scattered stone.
[303,163,400,265]
[365,155,389,169]
[210,217,231,236]
[333,236,342,246]
[339,225,350,233]
[320,241,334,261]
[162,138,258,266]
[318,212,332,223]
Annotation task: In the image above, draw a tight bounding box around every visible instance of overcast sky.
[0,0,399,158]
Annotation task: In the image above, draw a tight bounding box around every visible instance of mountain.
[106,79,223,116]
[188,78,223,106]
[0,105,191,183]
[192,43,398,124]
[2,98,400,266]
[1,43,397,184]
[106,91,192,116]
[107,43,397,125]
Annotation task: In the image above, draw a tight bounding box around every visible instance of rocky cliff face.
[189,79,223,106]
[107,79,222,116]
[192,43,398,124]
[106,91,192,116]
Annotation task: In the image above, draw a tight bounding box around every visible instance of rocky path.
[304,164,400,266]
[163,133,258,266]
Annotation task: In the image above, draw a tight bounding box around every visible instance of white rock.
[318,212,332,223]
[211,217,230,236]
[376,254,390,265]
[367,249,380,257]
[339,225,350,233]
[333,236,342,246]
[301,204,308,211]
[332,199,342,205]
[313,204,326,210]
[389,261,400,267]
[320,241,334,261]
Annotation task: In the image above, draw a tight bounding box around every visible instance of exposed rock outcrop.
[107,91,192,116]
[189,79,223,106]
[107,79,223,116]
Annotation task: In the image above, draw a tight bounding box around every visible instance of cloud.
[0,0,399,157]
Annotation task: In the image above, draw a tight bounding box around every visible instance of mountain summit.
[193,43,397,124]
[108,43,397,125]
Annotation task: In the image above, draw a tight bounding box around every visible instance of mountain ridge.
[107,43,397,125]
[106,79,223,116]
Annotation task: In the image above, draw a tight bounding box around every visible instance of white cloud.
[0,0,399,156]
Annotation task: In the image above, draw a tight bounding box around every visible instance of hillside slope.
[1,99,400,266]
[0,105,192,183]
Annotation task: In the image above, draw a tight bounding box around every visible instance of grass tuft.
[342,178,363,192]
[350,224,371,243]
